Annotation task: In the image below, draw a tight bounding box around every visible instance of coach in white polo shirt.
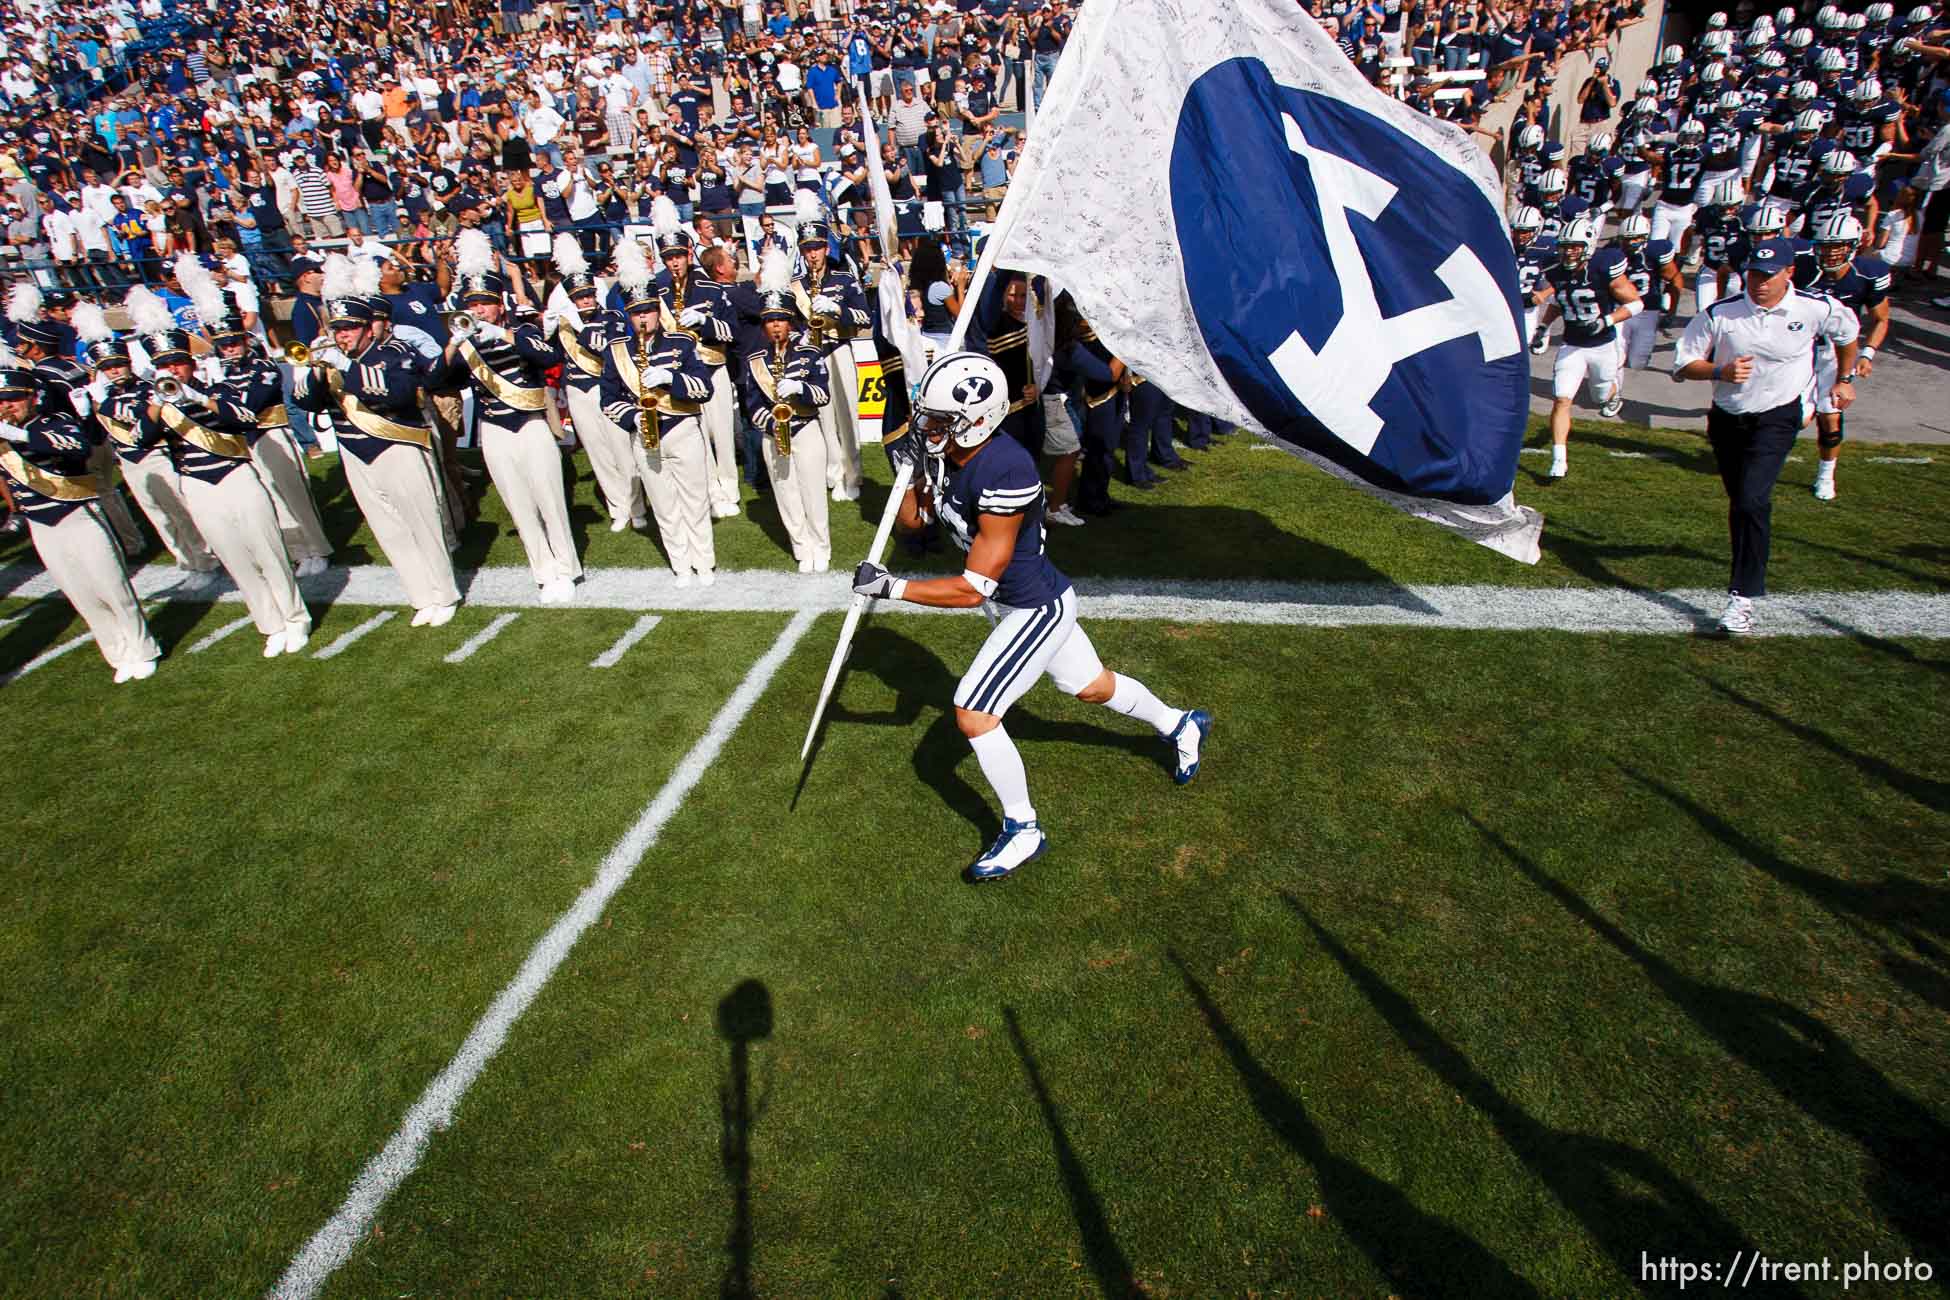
[1674,238,1859,637]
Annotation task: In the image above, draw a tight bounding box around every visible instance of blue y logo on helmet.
[951,374,995,406]
[1170,58,1526,504]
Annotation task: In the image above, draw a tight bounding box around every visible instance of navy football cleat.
[966,818,1047,883]
[1169,709,1210,785]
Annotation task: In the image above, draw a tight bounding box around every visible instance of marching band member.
[10,284,145,555]
[433,230,582,605]
[601,239,719,586]
[737,249,833,572]
[132,324,312,658]
[549,234,647,534]
[290,289,461,627]
[851,351,1208,882]
[651,198,743,518]
[791,191,872,503]
[75,299,219,575]
[0,364,161,683]
[181,254,332,579]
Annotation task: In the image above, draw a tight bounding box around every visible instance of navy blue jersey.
[0,413,104,524]
[1535,200,1566,240]
[1620,238,1676,301]
[1797,173,1875,230]
[1517,235,1558,298]
[1838,100,1898,156]
[1569,153,1620,205]
[1516,149,1546,196]
[1693,207,1742,269]
[1547,246,1629,347]
[1660,146,1705,203]
[1767,141,1818,197]
[935,433,1068,608]
[1809,256,1891,326]
[1703,117,1742,164]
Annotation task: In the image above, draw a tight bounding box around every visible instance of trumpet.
[283,341,312,366]
[447,312,477,339]
[153,375,185,403]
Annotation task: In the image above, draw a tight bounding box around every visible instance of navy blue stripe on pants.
[971,600,1063,716]
[1706,397,1803,599]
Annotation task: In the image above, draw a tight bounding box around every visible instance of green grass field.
[1,420,1945,1297]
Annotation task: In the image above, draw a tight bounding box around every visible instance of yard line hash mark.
[269,608,818,1300]
[189,616,255,654]
[0,632,92,686]
[590,614,661,668]
[311,611,396,660]
[444,612,520,664]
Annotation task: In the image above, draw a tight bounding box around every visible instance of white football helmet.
[1908,3,1933,21]
[1679,118,1708,142]
[1851,77,1883,101]
[1589,132,1614,155]
[1559,216,1602,269]
[1619,213,1653,247]
[1717,90,1744,113]
[1639,78,1660,96]
[1788,26,1815,47]
[1701,61,1726,83]
[1846,12,1867,29]
[1662,42,1685,63]
[914,351,1009,455]
[1810,210,1863,269]
[1708,10,1729,27]
[1793,107,1827,133]
[1537,166,1568,198]
[1821,148,1859,176]
[1510,205,1544,244]
[1777,6,1797,25]
[1744,203,1788,235]
[1791,78,1820,101]
[1518,124,1545,151]
[1866,2,1894,21]
[1816,47,1847,71]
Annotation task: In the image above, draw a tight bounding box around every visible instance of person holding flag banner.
[972,0,1541,560]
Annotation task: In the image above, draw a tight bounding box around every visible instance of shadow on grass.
[1043,504,1424,591]
[1002,1007,1145,1299]
[1620,766,1950,1005]
[0,599,79,674]
[1689,672,1950,813]
[1573,425,1718,473]
[1775,535,1950,591]
[1808,614,1950,676]
[1467,816,1950,1273]
[1280,891,1789,1296]
[810,627,1172,838]
[1165,948,1539,1299]
[717,979,772,1300]
[1542,520,1718,623]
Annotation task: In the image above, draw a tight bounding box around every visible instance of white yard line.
[311,611,396,660]
[268,608,817,1300]
[1867,456,1933,464]
[443,612,520,664]
[188,616,255,654]
[0,632,92,685]
[589,614,661,668]
[4,563,1950,643]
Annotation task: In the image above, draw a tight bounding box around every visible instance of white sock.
[1105,673,1184,737]
[1815,460,1836,481]
[969,725,1036,823]
[1551,445,1568,467]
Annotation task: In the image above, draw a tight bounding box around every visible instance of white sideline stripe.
[268,608,817,1300]
[590,614,661,668]
[189,616,255,654]
[311,611,396,660]
[1868,456,1933,464]
[5,562,1950,639]
[0,632,92,685]
[444,612,519,664]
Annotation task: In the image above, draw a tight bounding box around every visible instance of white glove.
[811,295,840,317]
[777,377,804,398]
[197,356,226,384]
[678,304,710,328]
[472,320,508,343]
[640,366,672,387]
[87,377,111,405]
[176,384,210,406]
[70,387,93,418]
[0,420,28,443]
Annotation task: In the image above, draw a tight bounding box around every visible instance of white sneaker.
[1813,473,1837,501]
[263,631,287,658]
[695,569,716,587]
[549,579,577,604]
[112,665,132,685]
[1714,594,1755,638]
[283,624,310,655]
[537,582,560,605]
[813,551,831,573]
[425,603,458,628]
[1047,504,1086,527]
[966,818,1049,882]
[411,607,435,627]
[295,555,329,579]
[1599,393,1623,419]
[631,514,651,530]
[127,659,156,681]
[712,502,739,519]
[1549,451,1568,479]
[674,571,694,588]
[609,516,630,533]
[797,557,815,573]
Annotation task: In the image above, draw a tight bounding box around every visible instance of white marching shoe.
[797,557,815,573]
[295,556,329,578]
[410,607,435,627]
[609,516,630,533]
[695,569,716,587]
[263,631,288,658]
[127,659,156,681]
[812,551,831,573]
[425,603,458,628]
[673,571,694,588]
[283,622,311,655]
[112,665,132,684]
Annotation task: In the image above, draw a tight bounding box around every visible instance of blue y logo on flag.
[1170,58,1527,503]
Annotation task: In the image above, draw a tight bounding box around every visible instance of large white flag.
[989,0,1542,562]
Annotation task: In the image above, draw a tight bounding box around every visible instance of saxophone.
[769,341,793,458]
[805,266,837,347]
[636,325,661,454]
[670,270,688,332]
